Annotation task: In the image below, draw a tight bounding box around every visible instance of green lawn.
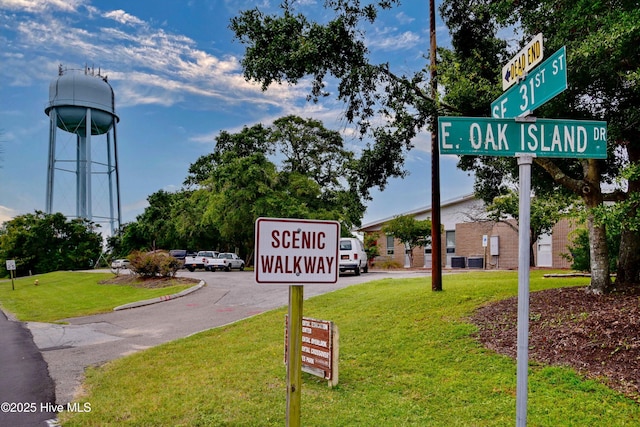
[60,271,640,426]
[0,271,193,322]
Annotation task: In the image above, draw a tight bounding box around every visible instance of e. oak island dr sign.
[255,218,340,284]
[438,116,607,159]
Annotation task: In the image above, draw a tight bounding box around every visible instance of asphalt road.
[18,269,429,416]
[0,311,56,427]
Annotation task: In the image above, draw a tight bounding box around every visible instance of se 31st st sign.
[438,116,607,159]
[492,46,567,119]
[255,218,340,284]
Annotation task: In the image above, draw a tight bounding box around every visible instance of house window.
[446,230,456,254]
[386,234,395,255]
[424,241,432,255]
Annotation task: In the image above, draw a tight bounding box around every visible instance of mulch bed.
[470,286,640,402]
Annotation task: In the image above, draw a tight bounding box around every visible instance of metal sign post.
[516,155,533,427]
[6,260,16,290]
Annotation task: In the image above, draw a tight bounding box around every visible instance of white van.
[339,237,368,276]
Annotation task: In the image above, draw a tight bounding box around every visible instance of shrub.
[128,250,181,278]
[372,257,403,269]
[364,233,380,264]
[562,227,619,273]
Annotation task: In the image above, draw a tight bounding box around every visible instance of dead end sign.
[255,218,340,284]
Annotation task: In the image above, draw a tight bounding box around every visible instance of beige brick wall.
[365,217,578,270]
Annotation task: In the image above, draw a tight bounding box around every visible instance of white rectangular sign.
[5,260,16,271]
[501,33,544,91]
[255,218,340,284]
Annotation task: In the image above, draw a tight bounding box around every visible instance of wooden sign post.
[255,218,339,427]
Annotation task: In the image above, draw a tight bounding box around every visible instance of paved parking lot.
[28,269,430,405]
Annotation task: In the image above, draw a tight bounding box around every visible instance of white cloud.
[0,0,83,13]
[103,9,145,26]
[0,205,18,224]
[395,12,415,25]
[368,29,421,51]
[1,4,306,111]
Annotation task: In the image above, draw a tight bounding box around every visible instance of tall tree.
[230,1,452,201]
[270,115,353,193]
[185,116,366,230]
[382,215,432,267]
[0,211,102,276]
[440,0,640,293]
[134,190,180,251]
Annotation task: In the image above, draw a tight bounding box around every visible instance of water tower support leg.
[46,109,57,214]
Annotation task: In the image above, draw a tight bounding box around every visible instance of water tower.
[44,65,121,234]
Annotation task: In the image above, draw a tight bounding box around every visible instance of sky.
[0,0,476,234]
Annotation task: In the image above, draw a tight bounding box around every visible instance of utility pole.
[429,0,442,291]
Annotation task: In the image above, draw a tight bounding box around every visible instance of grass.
[0,271,193,322]
[57,270,640,425]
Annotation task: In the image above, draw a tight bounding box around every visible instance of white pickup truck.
[184,251,219,272]
[207,252,245,271]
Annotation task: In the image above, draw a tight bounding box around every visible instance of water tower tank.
[44,66,122,235]
[45,69,119,134]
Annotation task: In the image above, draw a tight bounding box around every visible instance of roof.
[358,193,478,231]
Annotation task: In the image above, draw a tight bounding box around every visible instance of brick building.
[359,194,578,270]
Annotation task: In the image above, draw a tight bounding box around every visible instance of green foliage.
[128,250,181,278]
[0,211,102,277]
[230,1,443,200]
[363,232,380,262]
[440,0,640,290]
[181,116,367,260]
[564,226,620,273]
[382,214,431,267]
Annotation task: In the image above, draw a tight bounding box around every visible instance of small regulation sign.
[502,33,544,91]
[285,316,339,386]
[255,217,340,284]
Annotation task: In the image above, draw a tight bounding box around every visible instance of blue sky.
[0,0,475,232]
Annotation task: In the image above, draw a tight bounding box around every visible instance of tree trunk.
[586,210,611,294]
[615,143,640,290]
[616,228,640,288]
[583,159,612,294]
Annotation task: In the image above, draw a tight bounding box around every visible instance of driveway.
[28,269,430,405]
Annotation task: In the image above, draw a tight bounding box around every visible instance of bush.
[128,251,181,278]
[372,257,403,269]
[562,227,619,273]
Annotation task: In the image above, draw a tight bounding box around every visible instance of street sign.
[493,46,567,118]
[439,116,607,159]
[502,33,544,91]
[5,260,16,271]
[255,217,340,284]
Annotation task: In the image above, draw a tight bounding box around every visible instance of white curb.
[113,280,206,311]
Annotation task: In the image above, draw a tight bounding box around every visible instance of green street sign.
[492,46,567,118]
[439,116,607,159]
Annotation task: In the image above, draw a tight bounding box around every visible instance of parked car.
[169,249,188,268]
[111,259,131,269]
[184,251,219,272]
[207,252,245,271]
[338,238,368,276]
